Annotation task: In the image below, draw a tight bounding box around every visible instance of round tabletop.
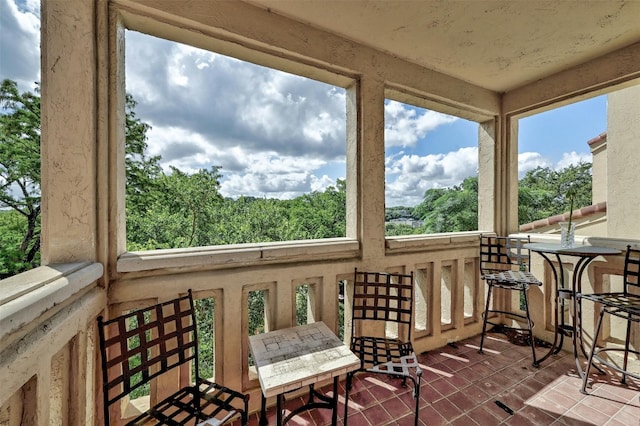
[523,242,621,257]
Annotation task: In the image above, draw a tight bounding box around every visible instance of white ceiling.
[246,0,640,93]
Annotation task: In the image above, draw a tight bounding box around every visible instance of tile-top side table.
[248,321,360,425]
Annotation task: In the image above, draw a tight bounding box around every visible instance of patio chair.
[579,245,640,393]
[97,290,249,426]
[478,234,543,367]
[344,269,422,426]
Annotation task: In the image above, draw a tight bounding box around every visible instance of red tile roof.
[519,202,607,232]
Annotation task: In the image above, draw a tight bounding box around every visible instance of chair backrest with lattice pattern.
[350,269,414,342]
[97,290,198,422]
[624,246,640,294]
[479,234,532,276]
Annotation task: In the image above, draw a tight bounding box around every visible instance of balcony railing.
[0,232,633,425]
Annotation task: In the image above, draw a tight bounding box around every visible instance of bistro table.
[524,243,621,376]
[248,321,360,425]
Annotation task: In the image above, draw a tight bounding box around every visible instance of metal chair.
[579,245,640,393]
[343,269,422,426]
[97,290,249,426]
[478,235,543,367]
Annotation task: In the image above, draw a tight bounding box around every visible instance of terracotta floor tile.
[568,400,616,425]
[518,403,559,423]
[448,390,476,412]
[382,396,411,419]
[527,394,567,418]
[462,382,490,405]
[448,414,479,425]
[361,403,391,424]
[393,414,419,426]
[553,413,596,426]
[419,382,443,403]
[366,379,398,402]
[347,389,376,411]
[430,397,463,421]
[344,411,370,426]
[429,377,458,397]
[415,403,447,426]
[397,390,420,415]
[467,405,502,425]
[247,335,639,426]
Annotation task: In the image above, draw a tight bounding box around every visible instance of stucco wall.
[607,84,640,240]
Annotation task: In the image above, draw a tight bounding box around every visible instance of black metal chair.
[343,269,422,426]
[478,235,543,367]
[97,290,249,426]
[579,245,640,393]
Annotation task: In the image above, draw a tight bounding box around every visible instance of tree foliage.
[0,80,41,277]
[407,163,593,235]
[0,80,164,276]
[413,176,479,233]
[518,163,592,225]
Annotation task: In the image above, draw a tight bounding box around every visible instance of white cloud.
[518,152,552,178]
[556,151,591,169]
[385,100,458,148]
[385,147,478,206]
[310,174,336,192]
[517,150,592,179]
[0,0,40,91]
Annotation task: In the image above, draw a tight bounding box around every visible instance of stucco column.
[607,84,640,239]
[477,118,496,232]
[40,0,98,264]
[358,76,386,262]
[478,115,516,234]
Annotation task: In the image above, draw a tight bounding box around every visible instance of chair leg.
[242,396,249,426]
[522,287,538,368]
[479,284,493,354]
[413,371,422,426]
[582,306,606,394]
[622,314,632,385]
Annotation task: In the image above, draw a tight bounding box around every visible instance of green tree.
[126,166,224,250]
[385,206,415,221]
[0,79,163,275]
[414,176,478,233]
[0,80,41,277]
[124,94,164,211]
[518,163,592,225]
[285,179,346,240]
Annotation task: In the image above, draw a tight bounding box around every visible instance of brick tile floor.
[241,332,640,425]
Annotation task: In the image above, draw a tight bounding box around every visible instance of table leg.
[260,393,268,426]
[534,252,563,365]
[535,252,603,378]
[572,256,606,378]
[331,377,339,426]
[277,394,283,425]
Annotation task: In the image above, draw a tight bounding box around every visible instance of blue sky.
[1,0,606,207]
[519,96,606,170]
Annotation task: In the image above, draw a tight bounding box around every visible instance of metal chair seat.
[483,270,542,290]
[351,336,418,377]
[128,379,246,426]
[580,292,640,316]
